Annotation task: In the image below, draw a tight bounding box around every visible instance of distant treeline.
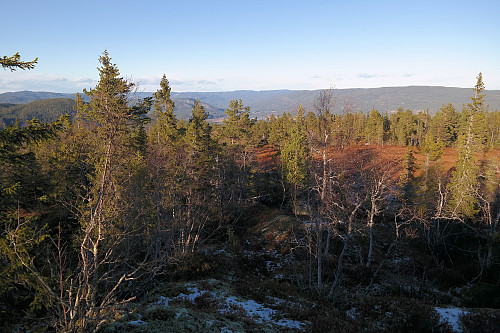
[258,101,500,149]
[2,94,499,149]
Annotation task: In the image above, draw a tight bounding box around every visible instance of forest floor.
[97,203,500,332]
[96,145,500,332]
[98,208,313,332]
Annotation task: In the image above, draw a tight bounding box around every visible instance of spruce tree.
[1,52,37,71]
[447,73,485,218]
[152,74,178,145]
[223,99,253,145]
[366,109,385,145]
[397,145,417,203]
[281,107,310,212]
[417,133,444,212]
[186,99,213,163]
[433,103,459,147]
[72,51,150,330]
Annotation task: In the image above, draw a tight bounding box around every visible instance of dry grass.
[255,144,500,184]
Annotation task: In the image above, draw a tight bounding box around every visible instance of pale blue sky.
[1,0,499,93]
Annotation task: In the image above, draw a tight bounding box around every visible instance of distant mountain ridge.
[170,86,500,117]
[1,86,500,123]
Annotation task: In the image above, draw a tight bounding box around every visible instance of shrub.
[461,311,500,333]
[427,267,466,289]
[464,283,500,309]
[143,306,176,321]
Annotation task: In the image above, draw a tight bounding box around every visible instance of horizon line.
[0,84,485,95]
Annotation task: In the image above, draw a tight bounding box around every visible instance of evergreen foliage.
[281,107,310,212]
[1,52,38,71]
[222,99,253,145]
[152,74,177,144]
[398,145,417,202]
[447,73,486,218]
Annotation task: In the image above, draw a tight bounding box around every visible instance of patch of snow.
[392,256,411,264]
[302,220,332,228]
[128,319,146,326]
[267,296,285,305]
[163,286,217,305]
[276,318,304,329]
[265,261,272,271]
[153,282,307,330]
[346,307,359,320]
[177,287,204,302]
[175,308,189,319]
[221,296,305,329]
[201,248,227,256]
[435,307,469,332]
[156,296,170,306]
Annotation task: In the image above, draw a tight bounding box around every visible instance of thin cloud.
[134,76,162,86]
[0,72,70,84]
[171,79,217,86]
[358,73,380,79]
[72,77,94,83]
[0,72,88,93]
[197,80,216,85]
[170,80,187,86]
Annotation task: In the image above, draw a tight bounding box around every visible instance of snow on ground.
[346,307,359,320]
[154,282,306,330]
[155,286,217,306]
[434,307,469,332]
[221,296,304,329]
[128,313,146,326]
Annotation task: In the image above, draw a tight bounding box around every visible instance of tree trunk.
[366,201,376,268]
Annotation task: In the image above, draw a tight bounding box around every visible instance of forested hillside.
[1,53,499,332]
[0,94,225,123]
[0,98,77,126]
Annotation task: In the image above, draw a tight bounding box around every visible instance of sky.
[1,0,499,93]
